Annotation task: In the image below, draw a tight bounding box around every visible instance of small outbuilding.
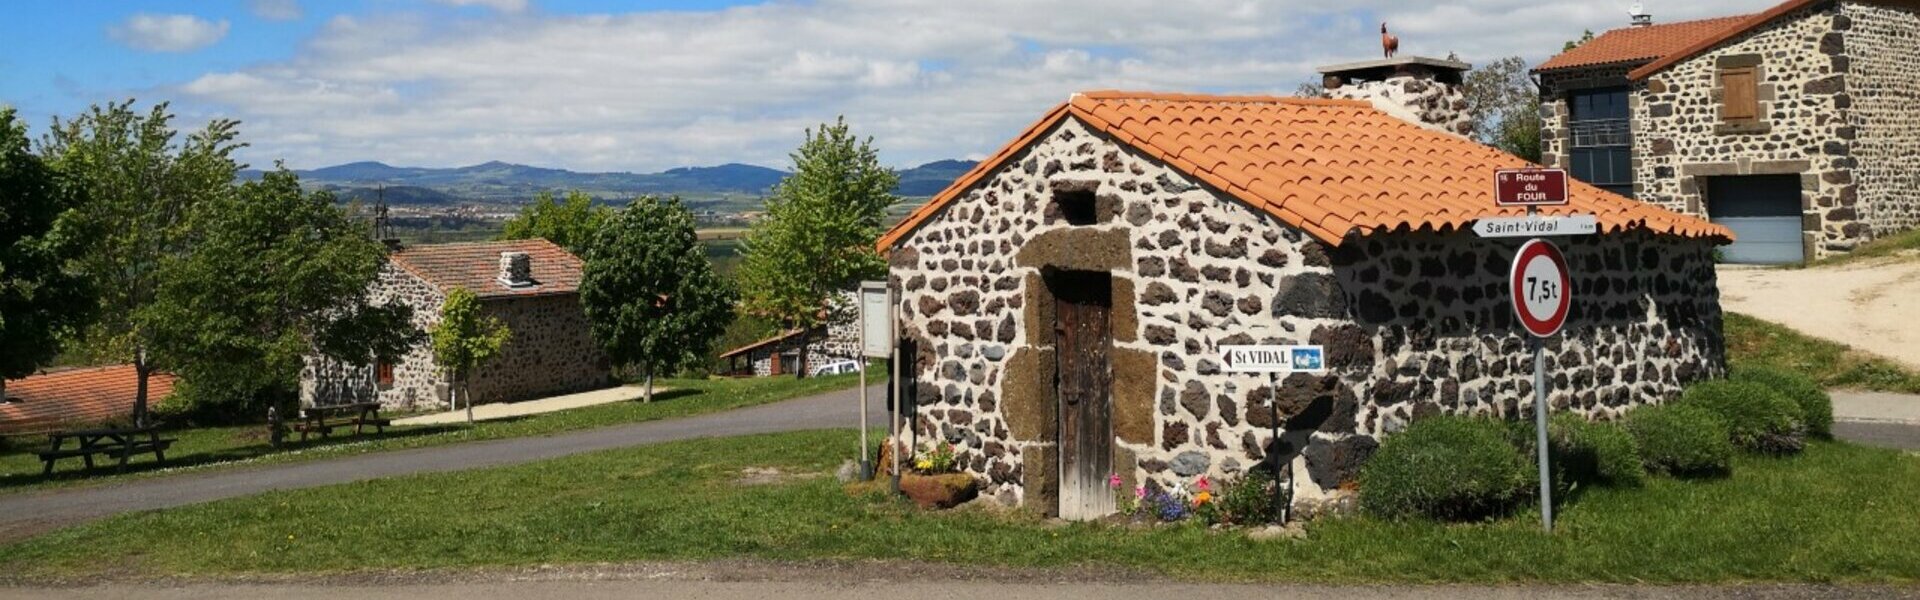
[877,90,1732,520]
[300,239,610,410]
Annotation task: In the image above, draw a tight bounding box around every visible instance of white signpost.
[1221,344,1325,522]
[1473,214,1598,238]
[857,281,893,480]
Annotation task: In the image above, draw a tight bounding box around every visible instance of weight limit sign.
[1510,238,1571,338]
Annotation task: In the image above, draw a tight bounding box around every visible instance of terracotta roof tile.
[1,365,177,435]
[877,91,1731,250]
[1535,15,1754,72]
[1625,0,1833,80]
[389,239,585,299]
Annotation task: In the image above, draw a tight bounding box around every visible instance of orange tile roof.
[1,365,177,435]
[1535,15,1753,72]
[718,328,807,359]
[390,239,584,299]
[877,91,1730,250]
[1627,0,1831,80]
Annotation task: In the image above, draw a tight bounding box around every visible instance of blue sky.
[0,0,1776,172]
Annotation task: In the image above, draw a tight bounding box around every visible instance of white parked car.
[809,359,863,376]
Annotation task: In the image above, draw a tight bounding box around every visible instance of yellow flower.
[1193,491,1213,506]
[915,459,934,471]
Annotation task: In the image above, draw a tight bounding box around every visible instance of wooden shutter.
[377,362,395,387]
[1721,67,1759,121]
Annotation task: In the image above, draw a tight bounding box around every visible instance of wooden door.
[1053,271,1115,520]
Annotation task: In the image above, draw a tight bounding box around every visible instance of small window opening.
[376,362,396,388]
[1055,190,1097,225]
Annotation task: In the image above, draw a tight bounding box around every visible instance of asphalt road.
[0,383,890,544]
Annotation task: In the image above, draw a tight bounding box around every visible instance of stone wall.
[301,263,447,410]
[1842,1,1920,237]
[1539,64,1637,172]
[467,293,610,404]
[1632,2,1857,256]
[885,115,1725,516]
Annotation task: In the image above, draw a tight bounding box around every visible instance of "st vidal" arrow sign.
[1220,345,1326,374]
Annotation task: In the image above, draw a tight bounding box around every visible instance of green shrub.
[1359,416,1533,521]
[1681,380,1805,454]
[1549,413,1645,488]
[1730,365,1833,438]
[1625,403,1735,476]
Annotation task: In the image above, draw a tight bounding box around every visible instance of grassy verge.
[1725,312,1920,393]
[4,429,1915,583]
[0,373,865,495]
[1800,226,1920,269]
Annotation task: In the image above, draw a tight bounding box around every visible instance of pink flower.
[1107,473,1123,489]
[1195,476,1211,492]
[1134,485,1147,499]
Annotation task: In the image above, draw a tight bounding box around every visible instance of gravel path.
[1718,260,1920,369]
[0,384,889,544]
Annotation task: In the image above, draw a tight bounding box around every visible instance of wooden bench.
[38,426,177,475]
[293,402,389,442]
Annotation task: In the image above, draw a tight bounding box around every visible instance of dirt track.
[1717,258,1920,369]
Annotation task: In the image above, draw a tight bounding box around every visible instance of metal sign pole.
[1526,203,1554,534]
[1268,371,1285,523]
[858,298,872,480]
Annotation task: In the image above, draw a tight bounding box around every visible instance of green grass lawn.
[1725,311,1920,394]
[0,373,865,496]
[4,429,1915,583]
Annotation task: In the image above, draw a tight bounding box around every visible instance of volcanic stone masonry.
[1541,0,1920,257]
[886,116,1725,516]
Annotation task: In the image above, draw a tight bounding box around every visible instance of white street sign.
[859,281,892,359]
[1220,345,1326,374]
[1473,214,1598,238]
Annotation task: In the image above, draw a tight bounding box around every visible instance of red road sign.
[1494,168,1570,207]
[1510,239,1571,338]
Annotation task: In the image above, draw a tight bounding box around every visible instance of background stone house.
[717,293,862,377]
[1536,0,1920,263]
[300,239,610,410]
[877,90,1731,521]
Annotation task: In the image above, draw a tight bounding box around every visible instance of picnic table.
[37,425,176,475]
[292,402,390,442]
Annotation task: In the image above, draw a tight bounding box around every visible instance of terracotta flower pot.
[898,473,979,509]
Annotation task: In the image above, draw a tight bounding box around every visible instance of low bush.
[1625,403,1734,476]
[1549,413,1645,488]
[1358,415,1533,521]
[1730,365,1833,438]
[1681,380,1805,454]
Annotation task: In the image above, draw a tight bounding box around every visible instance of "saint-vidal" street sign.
[1220,345,1326,374]
[1473,214,1598,238]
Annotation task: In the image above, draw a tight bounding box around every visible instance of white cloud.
[430,0,530,13]
[169,0,1778,172]
[109,13,230,53]
[249,0,303,21]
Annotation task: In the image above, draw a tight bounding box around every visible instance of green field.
[3,430,1914,583]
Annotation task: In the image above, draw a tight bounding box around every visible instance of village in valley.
[2,1,1919,598]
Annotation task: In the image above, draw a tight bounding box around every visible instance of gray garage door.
[1707,175,1805,265]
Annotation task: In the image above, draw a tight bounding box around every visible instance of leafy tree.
[1564,30,1596,52]
[146,167,416,420]
[1293,81,1326,98]
[0,108,95,402]
[1463,56,1543,163]
[500,189,608,256]
[736,117,897,377]
[43,101,243,426]
[430,287,510,423]
[579,196,737,401]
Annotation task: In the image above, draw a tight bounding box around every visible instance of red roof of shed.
[1,365,176,435]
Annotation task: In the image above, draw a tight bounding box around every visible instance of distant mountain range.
[242,159,977,207]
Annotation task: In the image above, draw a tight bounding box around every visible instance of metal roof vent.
[1629,3,1653,27]
[498,251,535,289]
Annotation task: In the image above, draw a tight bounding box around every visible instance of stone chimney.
[498,251,533,288]
[1316,56,1474,137]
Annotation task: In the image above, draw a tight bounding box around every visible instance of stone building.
[717,294,862,377]
[1536,0,1920,263]
[876,90,1731,520]
[300,239,610,410]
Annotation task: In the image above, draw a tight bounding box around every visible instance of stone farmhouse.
[1536,0,1920,263]
[876,90,1732,520]
[717,292,862,377]
[300,239,610,410]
